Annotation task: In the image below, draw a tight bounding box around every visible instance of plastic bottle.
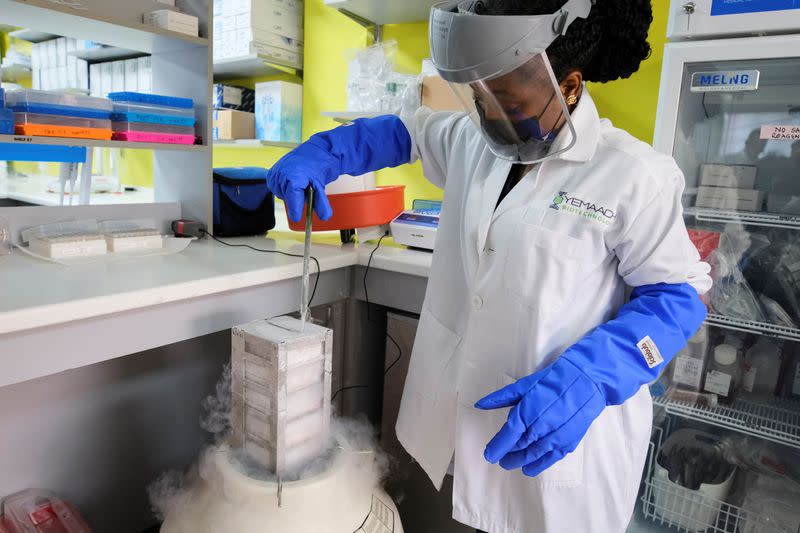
[672,326,709,392]
[742,337,782,399]
[704,344,741,404]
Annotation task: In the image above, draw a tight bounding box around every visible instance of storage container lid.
[714,344,738,366]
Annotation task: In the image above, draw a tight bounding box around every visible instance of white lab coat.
[395,91,712,533]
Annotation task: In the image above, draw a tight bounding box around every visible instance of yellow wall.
[215,0,669,206]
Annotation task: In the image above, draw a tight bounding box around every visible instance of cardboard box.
[111,60,125,93]
[213,83,255,112]
[89,63,100,97]
[212,109,255,140]
[138,56,152,94]
[421,76,461,112]
[144,10,199,37]
[226,0,304,40]
[124,58,138,91]
[700,164,757,189]
[100,62,113,96]
[246,27,304,54]
[696,186,765,212]
[55,37,66,67]
[255,81,302,143]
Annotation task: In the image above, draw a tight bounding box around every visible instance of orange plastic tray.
[287,185,406,231]
[15,124,113,140]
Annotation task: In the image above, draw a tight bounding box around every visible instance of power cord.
[201,230,321,308]
[330,231,404,402]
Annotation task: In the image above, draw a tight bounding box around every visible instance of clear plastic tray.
[5,88,112,112]
[14,112,112,139]
[15,112,111,130]
[111,102,195,127]
[112,131,195,144]
[112,121,194,136]
[108,91,193,109]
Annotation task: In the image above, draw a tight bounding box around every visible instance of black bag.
[213,167,275,237]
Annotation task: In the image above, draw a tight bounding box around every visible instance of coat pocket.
[407,306,461,400]
[502,219,596,314]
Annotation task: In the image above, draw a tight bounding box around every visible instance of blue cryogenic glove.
[267,115,412,222]
[476,282,707,477]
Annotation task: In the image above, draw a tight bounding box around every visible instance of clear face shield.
[429,0,593,164]
[448,52,577,164]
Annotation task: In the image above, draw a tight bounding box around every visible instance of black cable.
[330,231,405,402]
[362,232,404,377]
[201,230,321,308]
[331,385,370,403]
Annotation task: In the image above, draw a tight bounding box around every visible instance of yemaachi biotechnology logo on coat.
[549,191,617,225]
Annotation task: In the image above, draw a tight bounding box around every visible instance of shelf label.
[705,370,733,396]
[690,70,760,92]
[712,0,800,16]
[761,125,800,140]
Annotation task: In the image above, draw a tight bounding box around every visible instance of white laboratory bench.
[0,235,432,389]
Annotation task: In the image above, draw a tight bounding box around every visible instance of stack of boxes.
[5,89,113,140]
[212,81,303,143]
[695,164,764,212]
[109,92,196,145]
[30,38,90,92]
[28,37,153,96]
[213,0,304,69]
[212,83,255,140]
[89,57,153,98]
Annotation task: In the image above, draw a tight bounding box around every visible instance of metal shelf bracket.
[338,8,384,43]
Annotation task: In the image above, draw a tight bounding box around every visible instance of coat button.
[472,295,484,310]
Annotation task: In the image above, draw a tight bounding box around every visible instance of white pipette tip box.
[104,229,164,253]
[231,316,333,476]
[29,233,107,259]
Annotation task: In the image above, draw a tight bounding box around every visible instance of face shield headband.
[429,0,593,164]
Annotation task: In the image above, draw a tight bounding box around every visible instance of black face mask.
[475,90,561,148]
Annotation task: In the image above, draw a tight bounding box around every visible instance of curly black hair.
[472,0,653,83]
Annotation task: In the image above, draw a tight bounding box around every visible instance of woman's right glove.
[267,115,413,222]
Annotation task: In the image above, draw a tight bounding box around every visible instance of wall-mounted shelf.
[705,313,800,342]
[213,54,302,81]
[323,0,438,25]
[8,28,57,43]
[685,206,800,230]
[653,394,800,449]
[68,46,146,63]
[321,111,386,124]
[1,0,208,54]
[213,139,298,149]
[0,134,209,154]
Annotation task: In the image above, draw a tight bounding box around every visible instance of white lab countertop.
[2,174,154,206]
[0,235,432,336]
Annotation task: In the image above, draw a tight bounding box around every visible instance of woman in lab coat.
[268,1,712,531]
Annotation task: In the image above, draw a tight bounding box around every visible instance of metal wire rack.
[705,314,800,342]
[653,395,800,449]
[685,207,800,231]
[640,427,783,533]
